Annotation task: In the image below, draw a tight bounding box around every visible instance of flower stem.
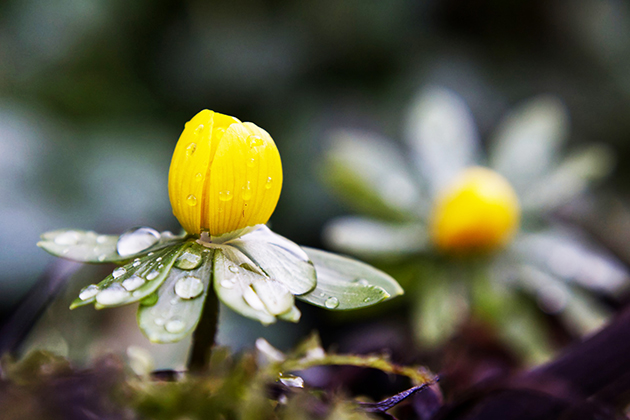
[187,287,219,372]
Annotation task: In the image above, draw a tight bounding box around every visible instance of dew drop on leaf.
[122,275,145,291]
[324,296,339,309]
[112,267,127,279]
[146,270,160,281]
[79,284,99,300]
[165,318,186,333]
[174,276,204,299]
[116,227,160,257]
[96,285,130,305]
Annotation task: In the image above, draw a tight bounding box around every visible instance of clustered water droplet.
[122,275,145,291]
[174,276,204,299]
[117,227,160,257]
[79,284,99,300]
[96,285,130,306]
[324,296,339,309]
[146,270,160,281]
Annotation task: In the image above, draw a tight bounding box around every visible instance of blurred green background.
[3,0,630,343]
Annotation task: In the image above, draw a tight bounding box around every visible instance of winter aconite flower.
[322,87,624,363]
[38,110,402,344]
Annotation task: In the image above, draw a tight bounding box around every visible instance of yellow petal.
[203,122,282,236]
[430,167,520,254]
[168,110,282,236]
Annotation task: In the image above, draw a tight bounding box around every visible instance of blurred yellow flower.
[168,110,283,236]
[430,167,520,253]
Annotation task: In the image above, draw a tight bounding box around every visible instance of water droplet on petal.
[187,194,197,206]
[156,257,162,262]
[194,172,203,182]
[96,235,109,244]
[117,227,160,257]
[194,124,204,135]
[98,254,107,262]
[170,297,179,305]
[220,279,235,289]
[96,285,130,306]
[54,231,80,245]
[247,157,255,167]
[122,275,145,291]
[112,267,127,279]
[79,285,99,300]
[242,181,252,200]
[228,265,239,274]
[165,318,186,333]
[265,177,273,189]
[186,142,197,156]
[146,270,160,281]
[174,276,204,299]
[363,297,372,303]
[133,258,141,267]
[174,248,203,270]
[324,297,339,309]
[219,190,233,201]
[154,318,165,326]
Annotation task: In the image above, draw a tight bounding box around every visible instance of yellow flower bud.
[168,110,283,236]
[430,167,520,254]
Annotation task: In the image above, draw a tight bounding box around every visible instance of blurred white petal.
[404,86,480,194]
[513,228,629,294]
[522,144,614,211]
[323,216,427,259]
[324,130,424,218]
[489,95,570,193]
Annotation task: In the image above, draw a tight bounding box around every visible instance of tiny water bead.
[194,124,204,135]
[242,181,252,200]
[165,318,187,334]
[79,285,99,300]
[228,265,239,274]
[54,230,80,246]
[354,278,369,286]
[174,249,203,270]
[249,135,264,148]
[96,285,130,306]
[324,296,340,309]
[265,177,273,189]
[186,142,197,157]
[122,275,145,291]
[133,258,141,267]
[247,157,256,168]
[112,267,127,279]
[219,190,233,201]
[194,172,203,182]
[187,194,197,206]
[96,235,109,244]
[97,254,107,262]
[278,374,304,388]
[116,227,160,257]
[220,279,235,289]
[174,276,204,299]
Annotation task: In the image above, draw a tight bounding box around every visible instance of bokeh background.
[3,0,630,359]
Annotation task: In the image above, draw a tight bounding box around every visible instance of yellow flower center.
[430,167,520,254]
[168,110,283,236]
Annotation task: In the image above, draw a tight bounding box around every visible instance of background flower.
[322,86,624,363]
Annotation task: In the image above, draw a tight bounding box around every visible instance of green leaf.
[298,247,403,310]
[404,86,480,195]
[228,226,316,295]
[70,243,189,309]
[213,247,299,325]
[489,95,569,194]
[323,130,424,220]
[323,216,427,259]
[38,228,187,263]
[137,244,215,343]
